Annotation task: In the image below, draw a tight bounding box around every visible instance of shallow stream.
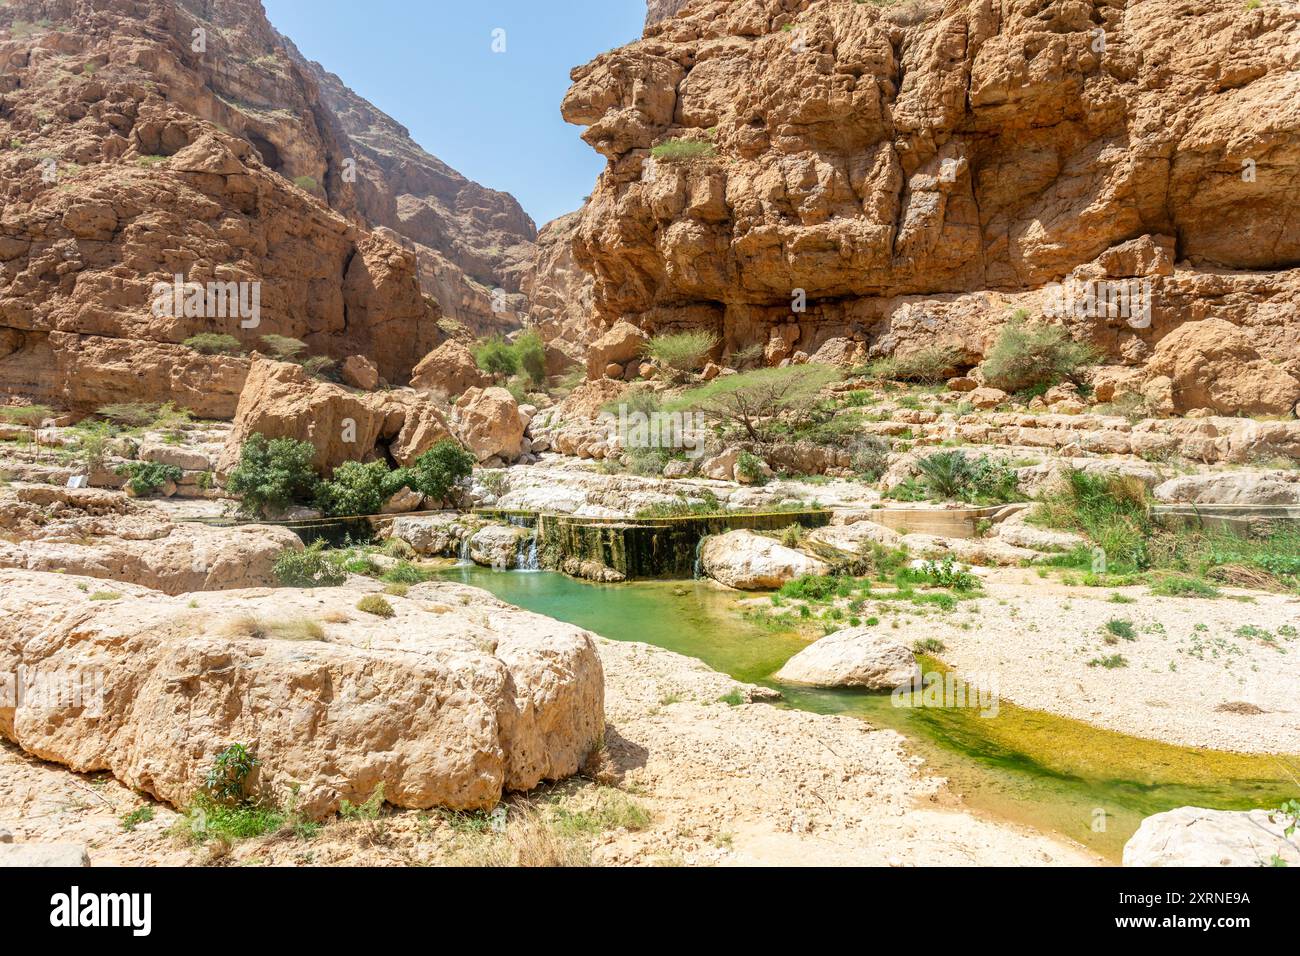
[440,566,1296,862]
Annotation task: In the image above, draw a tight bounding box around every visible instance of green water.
[439,566,1298,862]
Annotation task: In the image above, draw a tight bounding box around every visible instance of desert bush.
[651,138,715,162]
[117,461,182,496]
[979,316,1097,393]
[259,334,308,362]
[184,333,243,355]
[225,434,320,517]
[408,440,475,504]
[272,540,348,588]
[736,450,770,486]
[848,435,891,481]
[356,594,396,618]
[644,330,718,376]
[95,402,160,428]
[862,345,962,385]
[1033,470,1152,572]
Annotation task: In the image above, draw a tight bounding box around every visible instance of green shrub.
[736,451,769,486]
[862,346,962,385]
[651,138,716,162]
[183,333,242,355]
[474,335,519,378]
[317,460,408,517]
[381,561,429,585]
[914,452,1019,504]
[259,334,308,362]
[915,557,980,592]
[407,440,475,504]
[1033,471,1151,573]
[979,316,1098,393]
[356,594,396,618]
[95,402,160,428]
[1104,618,1136,641]
[120,806,154,832]
[293,175,319,191]
[514,330,547,384]
[117,461,182,497]
[0,403,53,430]
[644,330,718,375]
[273,541,348,588]
[225,434,320,517]
[206,743,259,806]
[1148,575,1221,599]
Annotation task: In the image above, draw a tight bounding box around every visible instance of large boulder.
[700,530,829,590]
[410,340,489,398]
[0,572,604,819]
[454,387,525,463]
[1123,807,1300,867]
[774,627,916,690]
[468,524,533,568]
[0,488,301,594]
[1145,319,1300,416]
[585,321,648,380]
[1153,472,1300,506]
[216,358,451,474]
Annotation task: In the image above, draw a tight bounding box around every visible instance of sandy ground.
[892,571,1300,753]
[0,632,1098,867]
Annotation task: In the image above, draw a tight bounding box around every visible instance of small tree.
[474,335,519,379]
[408,440,475,505]
[316,460,408,517]
[979,315,1098,394]
[225,434,320,517]
[673,365,839,444]
[514,330,546,385]
[0,403,53,457]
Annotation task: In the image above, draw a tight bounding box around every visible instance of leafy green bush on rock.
[225,434,320,518]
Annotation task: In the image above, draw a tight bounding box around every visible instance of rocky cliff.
[0,0,536,417]
[307,61,538,338]
[559,0,1300,411]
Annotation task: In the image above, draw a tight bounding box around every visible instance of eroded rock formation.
[559,0,1300,412]
[0,571,605,818]
[0,0,537,416]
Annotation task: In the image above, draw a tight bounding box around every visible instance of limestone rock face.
[775,627,916,690]
[1123,807,1300,867]
[410,340,489,399]
[1153,471,1300,506]
[454,387,525,463]
[0,0,536,415]
[341,355,380,392]
[215,359,451,474]
[700,529,829,589]
[559,0,1300,413]
[1144,319,1300,416]
[0,572,605,819]
[0,487,300,595]
[519,209,599,371]
[586,321,649,380]
[468,524,533,569]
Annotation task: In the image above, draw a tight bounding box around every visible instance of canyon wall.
[0,0,535,416]
[559,0,1300,402]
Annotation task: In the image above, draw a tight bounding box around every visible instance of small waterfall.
[455,533,473,567]
[516,533,540,572]
[692,537,705,580]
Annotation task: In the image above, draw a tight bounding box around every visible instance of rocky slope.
[0,0,536,417]
[307,62,538,338]
[558,0,1300,413]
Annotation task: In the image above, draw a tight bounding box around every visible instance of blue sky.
[263,0,646,227]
